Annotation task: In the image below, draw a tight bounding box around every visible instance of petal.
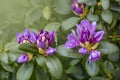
[80,20,91,29]
[94,30,105,42]
[46,47,56,55]
[88,50,101,63]
[17,54,28,63]
[38,41,46,49]
[17,33,23,43]
[65,31,79,48]
[31,32,37,43]
[49,31,55,44]
[24,29,30,38]
[90,21,97,35]
[79,47,88,54]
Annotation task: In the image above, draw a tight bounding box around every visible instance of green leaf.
[18,43,38,54]
[56,45,82,58]
[1,63,14,72]
[62,17,79,31]
[103,61,114,74]
[113,68,120,79]
[86,61,99,77]
[35,67,50,80]
[101,0,110,10]
[78,0,89,3]
[87,13,99,22]
[30,0,42,7]
[101,10,113,24]
[45,56,63,79]
[98,41,119,55]
[108,52,119,62]
[25,7,42,26]
[53,0,71,15]
[36,55,47,69]
[43,6,51,20]
[17,63,34,80]
[44,22,61,32]
[0,53,8,64]
[89,77,108,80]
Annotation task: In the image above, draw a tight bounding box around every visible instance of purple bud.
[94,30,105,42]
[90,22,97,35]
[88,50,101,63]
[31,32,37,43]
[79,47,88,54]
[17,54,28,63]
[49,31,55,45]
[46,47,56,55]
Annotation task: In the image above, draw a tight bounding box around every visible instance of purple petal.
[17,33,23,44]
[31,32,37,43]
[90,21,97,35]
[46,47,56,55]
[65,31,79,48]
[94,30,105,42]
[24,29,30,38]
[80,20,91,29]
[88,50,101,63]
[38,41,46,49]
[17,54,28,63]
[49,31,55,45]
[79,47,88,54]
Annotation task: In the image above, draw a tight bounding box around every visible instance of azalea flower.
[65,19,105,63]
[71,0,88,18]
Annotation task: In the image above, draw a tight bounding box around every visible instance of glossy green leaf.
[36,55,47,69]
[17,63,34,80]
[44,22,61,32]
[62,17,79,30]
[30,0,42,7]
[86,61,99,77]
[98,41,119,54]
[101,10,113,24]
[56,45,82,58]
[78,0,89,3]
[101,0,110,10]
[45,56,63,79]
[18,43,38,54]
[25,7,42,26]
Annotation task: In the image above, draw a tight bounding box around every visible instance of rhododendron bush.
[0,0,120,80]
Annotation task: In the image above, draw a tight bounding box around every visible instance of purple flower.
[17,29,37,44]
[88,50,101,63]
[17,54,28,63]
[65,19,105,63]
[71,0,88,17]
[17,53,33,63]
[37,29,56,55]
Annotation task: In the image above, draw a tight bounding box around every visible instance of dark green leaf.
[44,22,61,32]
[16,63,34,80]
[101,10,113,24]
[108,52,119,62]
[87,13,99,22]
[86,61,99,77]
[98,41,119,54]
[18,43,38,54]
[62,17,79,30]
[56,45,82,58]
[89,77,108,80]
[45,56,63,79]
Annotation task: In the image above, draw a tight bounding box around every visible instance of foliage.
[0,0,120,80]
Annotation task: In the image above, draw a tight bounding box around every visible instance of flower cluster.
[71,0,88,18]
[17,29,56,63]
[65,19,105,63]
